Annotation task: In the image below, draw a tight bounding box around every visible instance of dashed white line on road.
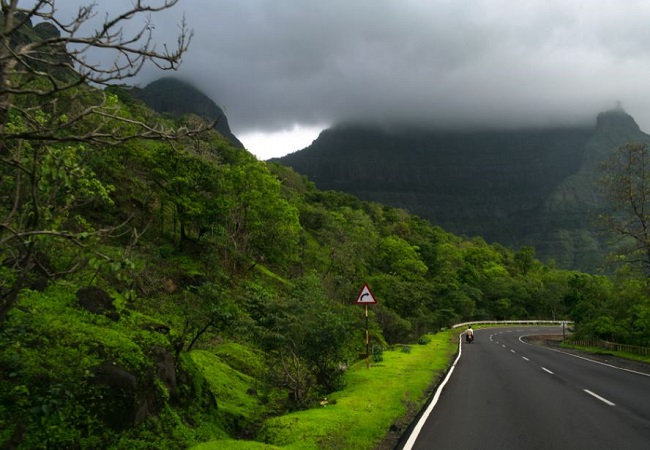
[584,389,615,406]
[542,367,554,375]
[522,357,530,361]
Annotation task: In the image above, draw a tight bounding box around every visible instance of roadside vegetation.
[190,330,458,450]
[1,2,650,449]
[561,341,650,365]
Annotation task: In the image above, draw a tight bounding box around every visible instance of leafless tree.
[0,0,202,143]
[0,0,207,323]
[598,142,650,275]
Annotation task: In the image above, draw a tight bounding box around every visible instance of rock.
[152,346,177,397]
[76,286,120,321]
[89,361,140,430]
[89,355,176,430]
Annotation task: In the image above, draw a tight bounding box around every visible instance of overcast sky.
[56,0,650,159]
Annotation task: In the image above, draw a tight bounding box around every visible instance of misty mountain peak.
[278,109,650,272]
[130,77,243,148]
[596,108,640,134]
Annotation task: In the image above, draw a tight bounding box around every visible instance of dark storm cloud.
[54,0,650,134]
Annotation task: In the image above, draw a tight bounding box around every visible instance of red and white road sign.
[355,283,377,304]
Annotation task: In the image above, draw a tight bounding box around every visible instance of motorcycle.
[465,333,474,343]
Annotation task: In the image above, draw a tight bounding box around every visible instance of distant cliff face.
[130,77,243,148]
[277,110,650,272]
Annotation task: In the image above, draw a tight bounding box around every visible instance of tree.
[598,142,650,275]
[146,141,224,247]
[178,283,239,354]
[513,246,536,276]
[218,159,301,274]
[0,1,203,324]
[240,274,357,407]
[375,235,428,280]
[274,275,357,398]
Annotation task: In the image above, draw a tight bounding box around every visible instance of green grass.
[190,330,458,450]
[192,441,283,450]
[190,349,263,420]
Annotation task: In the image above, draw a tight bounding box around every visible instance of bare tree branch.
[598,142,650,276]
[0,1,207,325]
[0,0,200,144]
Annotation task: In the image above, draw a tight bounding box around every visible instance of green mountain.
[276,109,650,271]
[129,77,244,148]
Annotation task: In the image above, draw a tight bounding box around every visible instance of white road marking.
[584,389,615,406]
[539,346,650,378]
[401,335,464,450]
[542,367,554,375]
[522,356,530,361]
[517,334,650,377]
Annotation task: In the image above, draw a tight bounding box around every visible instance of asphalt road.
[401,326,650,450]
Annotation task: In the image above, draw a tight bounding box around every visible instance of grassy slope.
[191,330,458,450]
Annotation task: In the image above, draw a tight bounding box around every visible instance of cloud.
[53,1,650,145]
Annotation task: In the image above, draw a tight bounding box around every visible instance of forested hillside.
[276,110,650,272]
[2,3,650,449]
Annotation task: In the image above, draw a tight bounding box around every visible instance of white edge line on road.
[518,335,650,378]
[401,335,464,450]
[584,389,616,406]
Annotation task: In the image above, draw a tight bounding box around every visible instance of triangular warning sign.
[355,283,377,304]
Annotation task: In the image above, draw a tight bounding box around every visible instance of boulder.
[89,361,140,430]
[76,286,120,321]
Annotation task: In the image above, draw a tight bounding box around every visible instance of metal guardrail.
[566,339,650,357]
[452,320,572,329]
[450,321,649,358]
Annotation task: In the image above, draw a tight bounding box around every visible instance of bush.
[371,345,384,363]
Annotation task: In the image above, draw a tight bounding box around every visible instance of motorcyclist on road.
[464,325,474,343]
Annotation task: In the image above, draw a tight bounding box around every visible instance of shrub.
[371,345,384,363]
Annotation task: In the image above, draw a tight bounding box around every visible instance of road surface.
[401,326,650,450]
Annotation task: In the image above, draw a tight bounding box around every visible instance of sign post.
[355,283,377,369]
